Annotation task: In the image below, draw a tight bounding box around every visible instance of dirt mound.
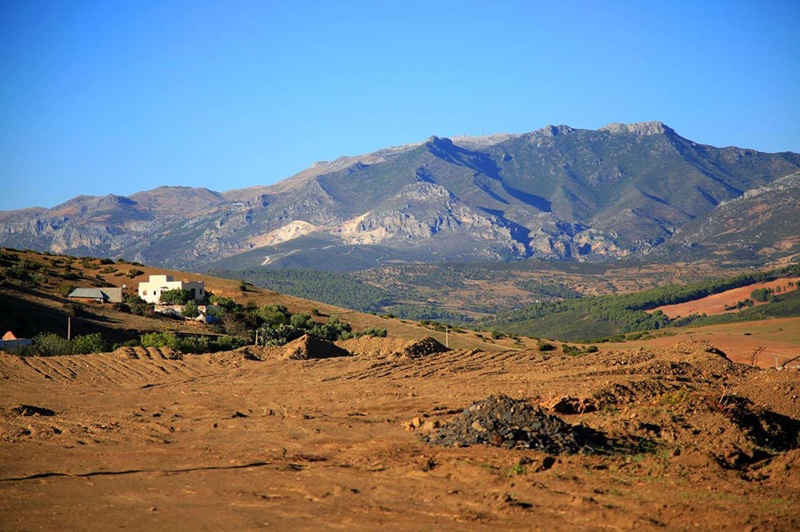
[665,340,745,378]
[401,336,449,359]
[281,335,351,360]
[424,395,598,454]
[336,336,449,359]
[736,369,800,418]
[336,336,410,358]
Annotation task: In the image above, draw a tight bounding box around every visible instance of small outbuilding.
[67,287,123,303]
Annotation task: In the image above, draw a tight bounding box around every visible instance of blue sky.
[1,0,798,211]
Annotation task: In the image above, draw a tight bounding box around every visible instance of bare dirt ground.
[1,337,799,530]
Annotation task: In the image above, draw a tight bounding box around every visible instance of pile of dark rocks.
[424,395,596,454]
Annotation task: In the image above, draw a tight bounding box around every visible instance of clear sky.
[1,0,798,211]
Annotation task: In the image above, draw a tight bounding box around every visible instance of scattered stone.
[544,396,597,415]
[423,395,601,454]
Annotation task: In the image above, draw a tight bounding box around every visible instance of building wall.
[138,275,205,304]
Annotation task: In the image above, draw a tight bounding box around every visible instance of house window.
[143,290,148,296]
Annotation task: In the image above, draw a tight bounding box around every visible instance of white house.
[137,275,205,304]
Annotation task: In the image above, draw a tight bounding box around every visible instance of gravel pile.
[424,395,594,454]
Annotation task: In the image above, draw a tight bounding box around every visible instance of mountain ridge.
[1,122,798,270]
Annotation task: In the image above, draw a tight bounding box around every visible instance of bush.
[358,326,387,338]
[71,333,108,354]
[561,344,581,355]
[124,294,151,316]
[140,331,180,350]
[258,304,291,327]
[126,268,145,279]
[55,283,76,297]
[33,333,73,356]
[182,300,200,318]
[537,339,556,351]
[289,313,314,330]
[258,323,304,346]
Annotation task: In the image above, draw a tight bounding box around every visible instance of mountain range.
[1,121,798,271]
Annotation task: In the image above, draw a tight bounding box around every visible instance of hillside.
[1,122,798,271]
[0,248,494,353]
[487,264,800,342]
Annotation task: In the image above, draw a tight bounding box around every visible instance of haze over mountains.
[1,121,798,271]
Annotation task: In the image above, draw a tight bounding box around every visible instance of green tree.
[258,304,291,327]
[160,288,192,305]
[289,312,314,330]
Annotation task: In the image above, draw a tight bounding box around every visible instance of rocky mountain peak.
[537,125,575,137]
[599,121,675,136]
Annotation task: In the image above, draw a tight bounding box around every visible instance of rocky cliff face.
[1,122,798,270]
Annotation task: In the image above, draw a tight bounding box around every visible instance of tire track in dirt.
[33,359,77,381]
[0,351,230,387]
[18,357,62,381]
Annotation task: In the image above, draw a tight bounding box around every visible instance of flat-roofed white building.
[138,275,205,304]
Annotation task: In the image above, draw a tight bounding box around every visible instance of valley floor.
[1,338,798,530]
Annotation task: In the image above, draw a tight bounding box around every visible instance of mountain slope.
[654,171,800,261]
[1,122,798,270]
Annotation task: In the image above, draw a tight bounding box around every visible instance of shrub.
[33,333,72,357]
[561,344,581,355]
[258,304,291,327]
[140,331,180,350]
[258,323,304,346]
[126,269,145,279]
[71,333,107,354]
[55,283,76,297]
[182,300,200,318]
[358,326,387,338]
[289,313,314,330]
[537,339,556,351]
[124,294,151,316]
